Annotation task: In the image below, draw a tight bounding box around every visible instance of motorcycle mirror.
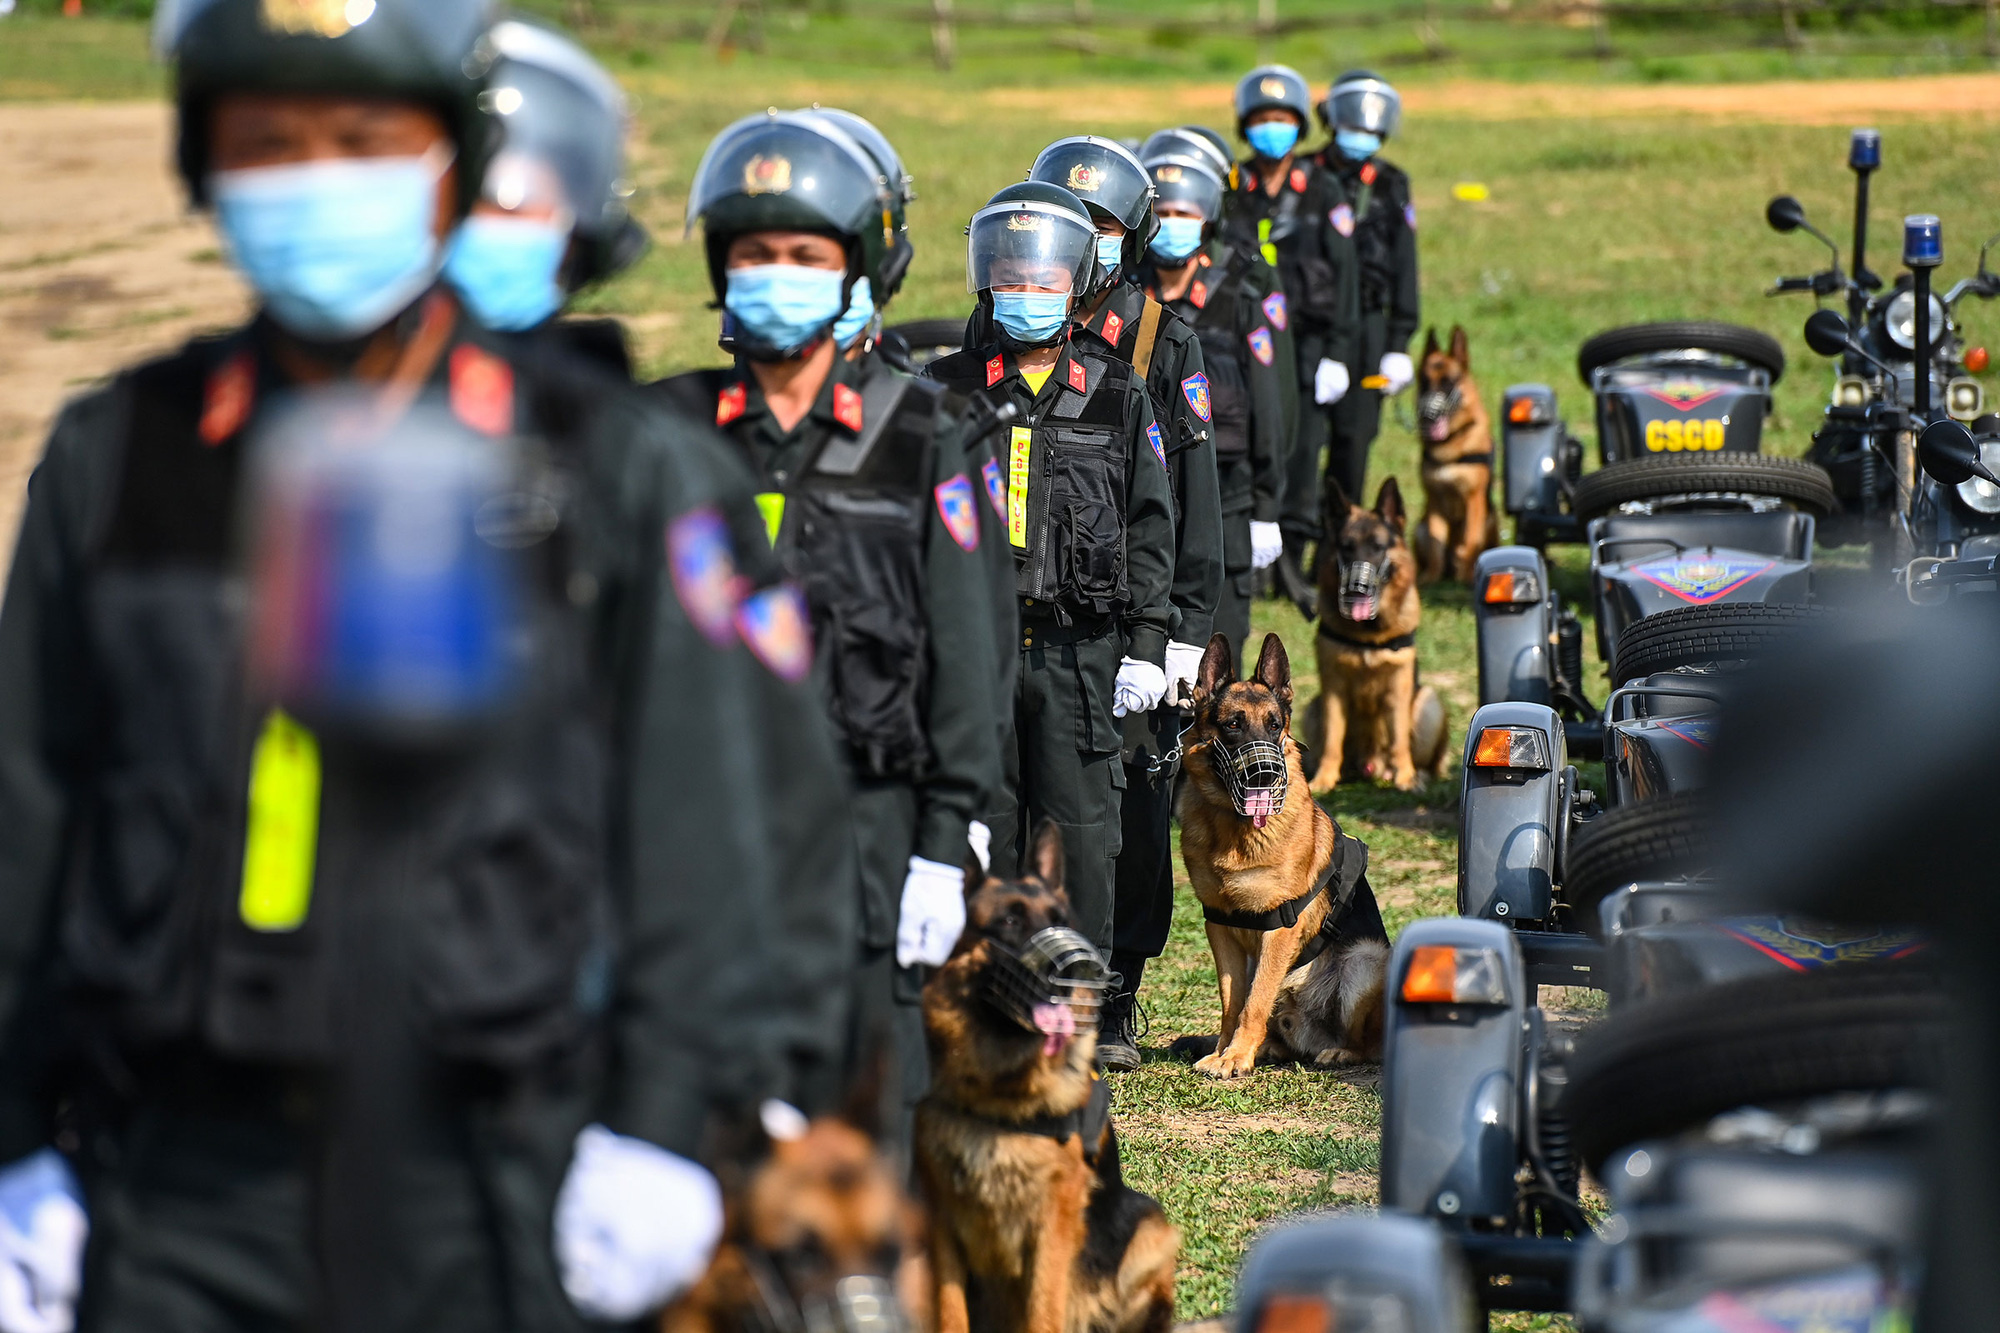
[1979,227,2000,280]
[1767,195,1809,234]
[1803,309,1853,358]
[1918,419,1997,486]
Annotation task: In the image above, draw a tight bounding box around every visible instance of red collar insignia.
[832,382,864,432]
[1191,280,1208,309]
[1242,171,1259,192]
[1289,167,1308,193]
[985,355,1005,388]
[1067,359,1088,393]
[449,345,515,437]
[716,382,748,426]
[1101,309,1124,344]
[199,351,255,447]
[1360,161,1378,186]
[1197,252,1213,267]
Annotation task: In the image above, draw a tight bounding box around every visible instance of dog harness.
[1201,834,1370,973]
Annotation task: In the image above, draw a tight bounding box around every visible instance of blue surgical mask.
[1150,217,1205,263]
[214,153,449,342]
[990,291,1071,346]
[1245,120,1300,162]
[1095,234,1125,274]
[444,215,570,332]
[724,264,848,355]
[1336,128,1383,161]
[832,277,876,348]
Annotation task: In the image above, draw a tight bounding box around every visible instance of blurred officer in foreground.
[1024,137,1223,1070]
[1225,64,1360,615]
[655,110,999,1144]
[923,182,1177,954]
[0,2,855,1329]
[1312,70,1419,505]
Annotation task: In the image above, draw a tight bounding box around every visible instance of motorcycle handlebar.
[1768,271,1845,296]
[1770,275,1818,294]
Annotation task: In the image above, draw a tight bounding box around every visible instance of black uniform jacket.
[1314,149,1420,355]
[1224,154,1361,377]
[0,298,856,1162]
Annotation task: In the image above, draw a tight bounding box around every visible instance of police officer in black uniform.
[655,110,1000,1144]
[1020,137,1223,1071]
[0,3,856,1329]
[1224,65,1361,615]
[1313,71,1420,505]
[924,182,1177,957]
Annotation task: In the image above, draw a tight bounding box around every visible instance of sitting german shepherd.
[1411,325,1500,584]
[915,822,1180,1333]
[1305,478,1450,795]
[1177,633,1391,1078]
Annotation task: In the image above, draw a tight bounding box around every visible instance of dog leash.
[1144,715,1198,777]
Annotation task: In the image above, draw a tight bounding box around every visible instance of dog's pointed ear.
[1449,324,1469,369]
[1029,819,1065,893]
[1422,327,1440,361]
[1196,632,1235,705]
[1252,632,1292,706]
[1375,476,1407,534]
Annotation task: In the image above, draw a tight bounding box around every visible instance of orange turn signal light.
[1471,725,1551,770]
[1970,346,1991,374]
[1509,396,1537,423]
[1400,944,1510,1005]
[1483,571,1516,603]
[1255,1295,1332,1333]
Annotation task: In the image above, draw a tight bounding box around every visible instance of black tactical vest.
[62,334,614,1076]
[658,365,939,781]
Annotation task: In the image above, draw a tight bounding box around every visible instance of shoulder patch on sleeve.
[1404,201,1418,232]
[1329,203,1355,238]
[1261,291,1288,332]
[980,456,1006,516]
[1248,326,1275,367]
[1146,421,1167,469]
[667,506,742,648]
[934,473,981,552]
[735,583,813,684]
[1181,372,1212,423]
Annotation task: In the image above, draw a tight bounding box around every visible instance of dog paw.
[1313,1048,1362,1068]
[1195,1047,1258,1079]
[1391,769,1420,792]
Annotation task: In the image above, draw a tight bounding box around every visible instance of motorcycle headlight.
[1956,442,2000,514]
[1831,375,1869,408]
[1885,289,1948,351]
[1948,376,1984,421]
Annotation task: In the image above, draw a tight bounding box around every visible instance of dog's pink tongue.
[1426,417,1451,443]
[1033,1003,1076,1056]
[1244,788,1278,824]
[1342,594,1378,621]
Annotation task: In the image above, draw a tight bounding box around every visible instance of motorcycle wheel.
[1567,963,1946,1178]
[1572,453,1837,522]
[1610,602,1835,687]
[1562,790,1710,936]
[1576,321,1787,385]
[882,317,969,369]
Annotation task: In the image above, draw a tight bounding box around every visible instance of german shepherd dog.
[663,1086,924,1333]
[1177,633,1390,1078]
[1304,478,1449,795]
[1411,325,1500,584]
[914,822,1180,1333]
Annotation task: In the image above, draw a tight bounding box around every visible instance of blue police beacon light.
[1905,214,1942,269]
[1849,128,1880,171]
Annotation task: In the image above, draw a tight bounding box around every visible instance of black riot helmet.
[1028,136,1158,279]
[481,19,645,290]
[1142,127,1231,182]
[1321,69,1403,139]
[160,0,501,211]
[1233,65,1314,132]
[795,106,915,305]
[1147,158,1225,227]
[966,181,1100,306]
[685,111,894,319]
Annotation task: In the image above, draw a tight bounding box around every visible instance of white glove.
[555,1126,723,1322]
[1249,521,1284,572]
[0,1150,86,1333]
[1113,657,1168,718]
[1314,358,1350,405]
[966,820,992,874]
[1379,351,1414,395]
[1163,641,1206,707]
[897,856,967,968]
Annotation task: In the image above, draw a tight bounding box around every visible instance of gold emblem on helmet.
[1006,213,1050,232]
[1260,76,1288,98]
[1066,163,1104,192]
[1156,165,1184,183]
[743,154,793,196]
[260,0,369,37]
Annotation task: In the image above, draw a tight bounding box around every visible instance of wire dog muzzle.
[1419,382,1462,444]
[1211,737,1290,828]
[739,1257,910,1333]
[983,926,1113,1054]
[1338,559,1382,622]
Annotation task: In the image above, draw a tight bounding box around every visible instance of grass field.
[2,15,1996,1328]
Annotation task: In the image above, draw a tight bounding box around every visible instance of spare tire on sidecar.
[1573,453,1837,522]
[1609,601,1836,688]
[1577,320,1788,385]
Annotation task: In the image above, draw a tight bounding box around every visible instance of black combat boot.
[1275,535,1319,620]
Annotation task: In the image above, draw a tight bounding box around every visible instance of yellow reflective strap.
[754,491,785,547]
[239,708,321,933]
[1258,218,1278,269]
[1008,425,1032,549]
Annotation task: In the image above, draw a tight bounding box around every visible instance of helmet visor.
[686,112,886,240]
[1147,158,1223,220]
[967,200,1095,295]
[1328,81,1401,136]
[479,63,624,235]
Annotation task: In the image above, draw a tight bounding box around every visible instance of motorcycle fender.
[1501,384,1564,517]
[1379,917,1528,1226]
[1233,1213,1476,1333]
[1473,546,1553,706]
[1459,702,1564,922]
